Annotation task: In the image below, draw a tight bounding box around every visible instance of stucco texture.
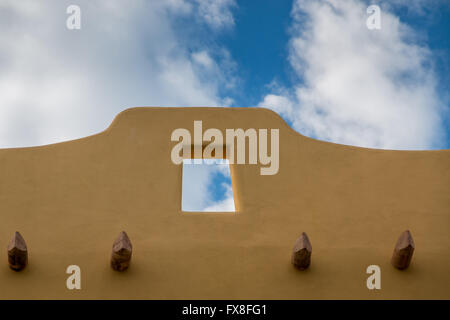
[0,107,449,299]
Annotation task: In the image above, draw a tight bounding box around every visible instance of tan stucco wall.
[0,107,449,299]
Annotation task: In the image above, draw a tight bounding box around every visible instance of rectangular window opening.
[181,158,236,212]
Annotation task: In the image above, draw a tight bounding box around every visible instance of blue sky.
[224,0,450,149]
[217,1,293,107]
[227,0,450,111]
[0,0,449,150]
[403,1,450,133]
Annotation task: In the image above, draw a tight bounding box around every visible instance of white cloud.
[203,183,235,212]
[0,0,237,148]
[258,94,295,122]
[258,0,446,150]
[192,50,215,69]
[195,0,236,30]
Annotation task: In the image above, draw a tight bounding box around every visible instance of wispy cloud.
[258,0,446,150]
[0,0,237,148]
[203,183,235,212]
[195,0,236,30]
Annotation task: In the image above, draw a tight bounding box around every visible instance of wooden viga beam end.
[391,230,415,270]
[111,231,133,271]
[291,232,312,270]
[7,232,28,271]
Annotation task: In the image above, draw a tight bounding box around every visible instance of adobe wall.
[0,107,448,299]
